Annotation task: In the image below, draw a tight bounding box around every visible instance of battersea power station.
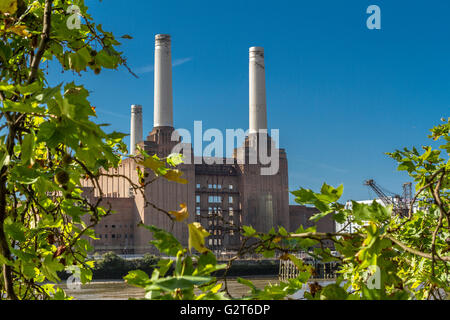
[81,34,335,255]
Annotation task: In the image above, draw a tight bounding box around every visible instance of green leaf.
[22,263,37,279]
[41,255,64,283]
[166,153,185,167]
[291,187,330,213]
[262,250,275,258]
[237,277,259,293]
[0,0,17,14]
[96,49,119,69]
[68,48,92,73]
[333,210,347,224]
[0,253,14,267]
[18,81,42,96]
[138,156,167,175]
[147,275,211,292]
[0,83,16,93]
[21,132,35,165]
[319,284,348,300]
[310,210,333,222]
[397,160,415,173]
[317,183,344,203]
[157,259,174,277]
[35,84,62,105]
[140,224,183,256]
[242,225,256,237]
[278,226,288,236]
[4,218,26,242]
[124,270,150,288]
[1,100,46,114]
[354,200,391,223]
[0,151,10,171]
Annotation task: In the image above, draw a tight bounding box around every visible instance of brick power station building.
[82,34,335,255]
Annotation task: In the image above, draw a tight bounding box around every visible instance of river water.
[57,278,334,300]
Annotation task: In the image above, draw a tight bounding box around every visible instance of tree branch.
[28,0,53,84]
[384,234,450,262]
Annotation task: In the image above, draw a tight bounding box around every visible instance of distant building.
[81,35,335,255]
[336,199,419,235]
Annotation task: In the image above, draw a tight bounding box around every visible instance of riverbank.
[58,252,280,281]
[56,278,336,300]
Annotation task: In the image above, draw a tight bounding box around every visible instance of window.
[229,185,233,190]
[105,234,108,239]
[196,207,201,215]
[209,196,222,203]
[99,234,102,239]
[112,234,116,239]
[112,225,116,228]
[208,184,212,189]
[129,187,134,198]
[125,234,128,239]
[229,196,233,204]
[208,207,213,215]
[229,207,234,216]
[196,183,201,189]
[105,225,108,228]
[218,185,222,190]
[196,195,201,203]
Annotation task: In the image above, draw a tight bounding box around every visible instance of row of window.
[196,184,234,190]
[98,234,133,239]
[209,238,223,246]
[195,207,234,216]
[103,224,133,229]
[196,195,234,204]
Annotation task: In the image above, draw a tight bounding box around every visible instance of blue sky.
[49,0,449,203]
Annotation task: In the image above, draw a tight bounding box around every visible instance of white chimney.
[130,104,143,154]
[249,47,267,134]
[154,34,173,128]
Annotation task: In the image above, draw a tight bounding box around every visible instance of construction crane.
[363,180,412,217]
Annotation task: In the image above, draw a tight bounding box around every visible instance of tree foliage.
[1,0,448,301]
[125,119,449,300]
[0,0,151,300]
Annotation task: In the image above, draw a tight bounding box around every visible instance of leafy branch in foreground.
[126,119,449,300]
[0,0,188,300]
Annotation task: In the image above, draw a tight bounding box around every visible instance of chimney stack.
[130,104,143,154]
[154,34,173,128]
[249,47,267,134]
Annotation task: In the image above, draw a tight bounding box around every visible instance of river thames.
[57,278,334,300]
